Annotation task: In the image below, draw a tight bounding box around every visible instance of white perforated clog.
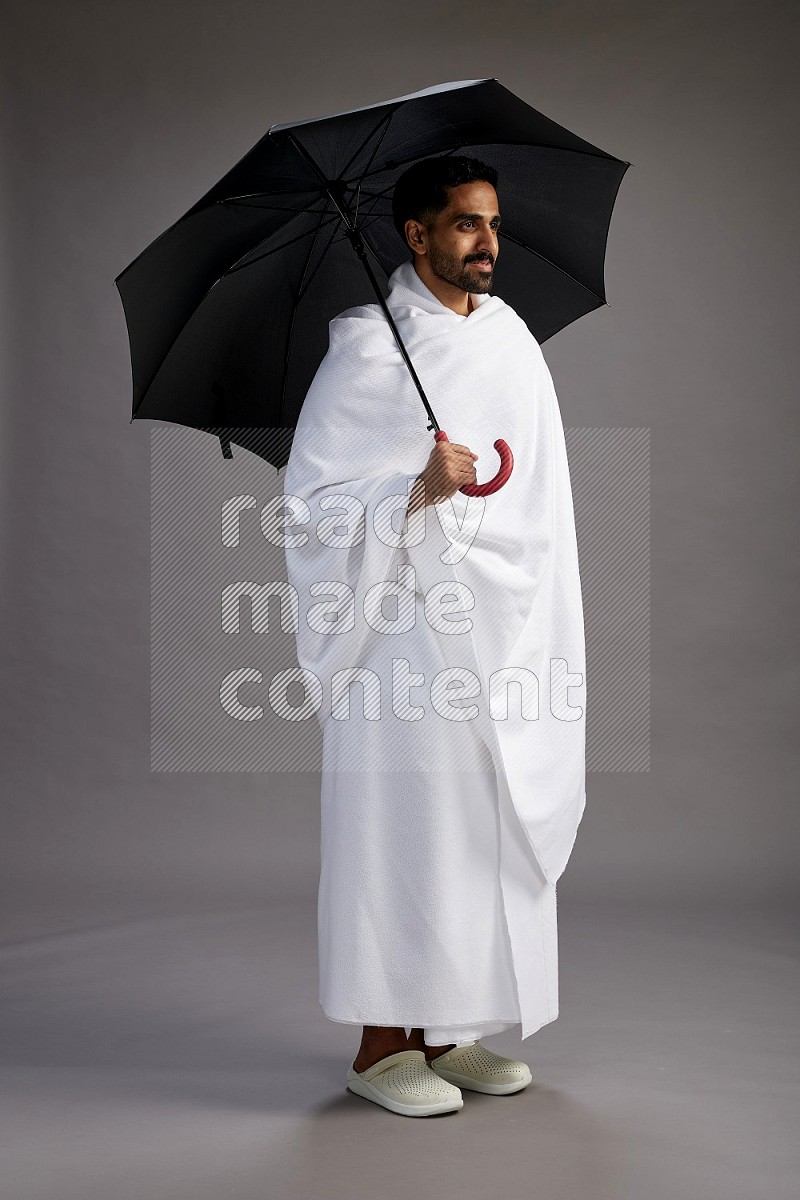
[346,1048,463,1116]
[428,1041,532,1094]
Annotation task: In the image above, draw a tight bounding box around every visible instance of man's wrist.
[407,472,430,515]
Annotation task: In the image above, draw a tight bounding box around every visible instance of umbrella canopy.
[115,77,630,468]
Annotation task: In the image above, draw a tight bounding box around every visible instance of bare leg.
[353,1024,461,1072]
[406,1027,457,1062]
[352,1026,412,1074]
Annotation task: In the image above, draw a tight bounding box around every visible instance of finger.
[449,445,479,461]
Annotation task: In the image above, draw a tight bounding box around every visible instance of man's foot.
[428,1041,532,1094]
[346,1050,463,1117]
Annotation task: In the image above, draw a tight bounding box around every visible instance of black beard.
[428,243,493,293]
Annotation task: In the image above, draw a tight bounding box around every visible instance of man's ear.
[405,219,426,254]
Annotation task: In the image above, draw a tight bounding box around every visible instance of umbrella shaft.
[346,231,440,434]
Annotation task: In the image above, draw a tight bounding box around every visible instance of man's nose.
[477,227,498,256]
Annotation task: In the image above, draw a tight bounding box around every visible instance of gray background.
[2,2,798,1197]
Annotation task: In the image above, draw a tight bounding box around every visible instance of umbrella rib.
[321,215,382,249]
[498,228,606,304]
[349,111,397,223]
[221,199,326,214]
[295,216,348,305]
[330,209,384,242]
[222,210,342,276]
[219,186,323,200]
[352,190,392,227]
[345,144,464,184]
[278,207,335,427]
[345,186,393,200]
[338,108,397,183]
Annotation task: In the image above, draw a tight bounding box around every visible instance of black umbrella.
[115,77,630,492]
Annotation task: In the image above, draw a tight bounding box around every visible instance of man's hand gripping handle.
[434,430,514,497]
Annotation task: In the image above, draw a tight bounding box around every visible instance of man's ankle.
[424,1042,457,1061]
[405,1027,426,1052]
[353,1030,411,1073]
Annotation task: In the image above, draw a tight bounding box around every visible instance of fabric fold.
[282,258,586,1036]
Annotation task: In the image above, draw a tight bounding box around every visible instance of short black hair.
[391,154,499,247]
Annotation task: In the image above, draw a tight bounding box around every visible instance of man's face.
[422,180,501,294]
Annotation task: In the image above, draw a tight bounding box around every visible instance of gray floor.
[1,893,796,1200]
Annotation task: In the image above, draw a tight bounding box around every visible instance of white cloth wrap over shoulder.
[282,259,586,886]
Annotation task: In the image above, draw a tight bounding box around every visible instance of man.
[282,156,586,1117]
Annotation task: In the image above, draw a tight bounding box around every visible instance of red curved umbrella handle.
[434,429,514,497]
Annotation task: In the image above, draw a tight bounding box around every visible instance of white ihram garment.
[281,259,586,1044]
